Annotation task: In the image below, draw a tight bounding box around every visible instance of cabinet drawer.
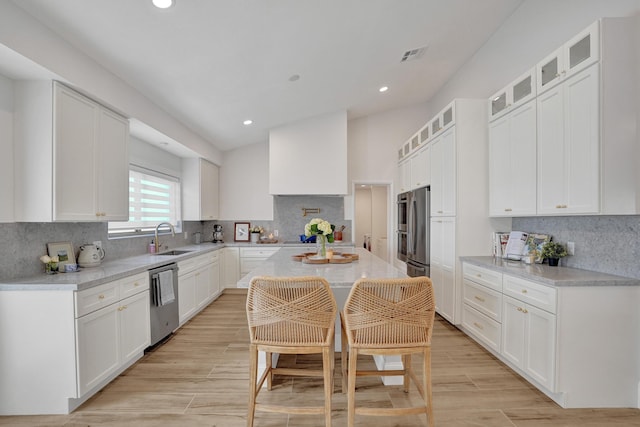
[76,281,119,318]
[463,263,502,292]
[240,247,280,258]
[462,305,501,353]
[503,275,556,314]
[463,279,502,321]
[119,272,149,299]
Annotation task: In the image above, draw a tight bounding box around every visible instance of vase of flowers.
[249,225,263,243]
[40,255,59,274]
[304,218,335,258]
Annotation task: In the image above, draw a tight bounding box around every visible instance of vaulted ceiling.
[9,0,523,152]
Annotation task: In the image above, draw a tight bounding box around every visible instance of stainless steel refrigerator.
[406,186,430,277]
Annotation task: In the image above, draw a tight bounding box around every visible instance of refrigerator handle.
[406,194,413,256]
[409,196,418,256]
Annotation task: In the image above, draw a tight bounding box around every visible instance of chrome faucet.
[154,222,175,253]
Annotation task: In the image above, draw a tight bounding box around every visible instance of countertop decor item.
[234,222,250,242]
[46,241,75,270]
[39,254,59,274]
[249,225,263,243]
[304,218,335,259]
[540,241,568,266]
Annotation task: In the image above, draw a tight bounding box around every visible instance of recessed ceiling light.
[152,0,174,9]
[243,119,253,125]
[379,86,389,93]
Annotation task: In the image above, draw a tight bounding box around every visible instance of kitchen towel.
[158,270,175,306]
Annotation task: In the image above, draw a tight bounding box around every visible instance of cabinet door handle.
[555,204,568,209]
[504,208,512,212]
[474,295,485,303]
[98,294,105,300]
[521,289,528,294]
[118,305,127,311]
[473,322,484,330]
[517,306,529,314]
[134,282,139,287]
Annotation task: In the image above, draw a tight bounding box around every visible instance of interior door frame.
[350,180,393,263]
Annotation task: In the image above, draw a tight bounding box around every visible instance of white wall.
[219,142,273,220]
[348,103,431,187]
[426,0,640,115]
[0,1,222,166]
[0,74,13,222]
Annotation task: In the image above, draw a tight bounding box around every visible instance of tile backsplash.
[0,195,351,281]
[513,215,640,279]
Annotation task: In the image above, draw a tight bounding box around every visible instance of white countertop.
[237,247,407,289]
[461,256,640,287]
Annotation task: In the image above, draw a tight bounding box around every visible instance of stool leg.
[266,351,273,390]
[247,344,258,427]
[424,347,434,427]
[341,315,348,393]
[347,347,358,427]
[323,346,333,427]
[403,354,411,393]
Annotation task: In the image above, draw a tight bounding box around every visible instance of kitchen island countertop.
[237,247,406,289]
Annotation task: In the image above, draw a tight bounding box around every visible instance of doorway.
[353,183,390,262]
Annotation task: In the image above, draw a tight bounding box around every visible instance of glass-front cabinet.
[488,68,536,121]
[536,21,599,93]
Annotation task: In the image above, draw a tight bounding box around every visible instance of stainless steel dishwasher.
[148,263,179,347]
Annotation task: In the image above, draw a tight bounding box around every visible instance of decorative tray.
[293,253,358,264]
[302,256,330,264]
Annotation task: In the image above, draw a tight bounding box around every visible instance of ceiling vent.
[400,46,427,62]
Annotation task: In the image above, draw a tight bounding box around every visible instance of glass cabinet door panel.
[540,57,559,88]
[398,148,403,160]
[431,118,441,134]
[569,34,591,69]
[491,92,507,116]
[420,126,429,143]
[513,75,532,103]
[411,135,420,150]
[442,106,453,127]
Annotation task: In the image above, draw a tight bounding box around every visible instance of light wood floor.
[2,291,640,426]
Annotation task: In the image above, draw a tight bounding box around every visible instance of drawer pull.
[474,295,485,303]
[473,322,484,330]
[98,294,105,300]
[134,282,139,287]
[476,273,482,278]
[517,306,528,314]
[521,289,528,294]
[118,305,127,311]
[504,208,512,212]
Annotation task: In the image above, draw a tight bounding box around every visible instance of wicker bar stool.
[246,275,337,427]
[340,277,436,427]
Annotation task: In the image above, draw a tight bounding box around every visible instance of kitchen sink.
[157,250,193,256]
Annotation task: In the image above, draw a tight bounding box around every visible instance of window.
[108,165,182,236]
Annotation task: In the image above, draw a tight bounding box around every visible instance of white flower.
[51,256,59,263]
[40,255,51,264]
[318,221,332,235]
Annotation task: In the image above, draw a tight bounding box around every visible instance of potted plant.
[249,226,264,243]
[540,241,568,266]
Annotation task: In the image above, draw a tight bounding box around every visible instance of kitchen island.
[237,247,409,385]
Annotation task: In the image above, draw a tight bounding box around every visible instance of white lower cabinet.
[461,260,640,408]
[178,251,221,325]
[502,295,556,391]
[430,217,455,322]
[75,272,150,398]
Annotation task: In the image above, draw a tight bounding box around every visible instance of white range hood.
[269,111,347,195]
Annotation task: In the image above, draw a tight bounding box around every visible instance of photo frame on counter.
[47,241,75,268]
[234,222,250,242]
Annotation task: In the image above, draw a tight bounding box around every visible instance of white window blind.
[108,165,182,235]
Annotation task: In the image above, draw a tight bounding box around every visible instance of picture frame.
[47,241,76,268]
[234,222,250,242]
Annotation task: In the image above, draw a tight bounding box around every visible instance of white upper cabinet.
[430,127,456,217]
[536,21,599,94]
[269,111,347,195]
[14,81,129,222]
[410,145,430,190]
[537,65,600,215]
[488,68,536,121]
[182,158,219,221]
[489,99,537,217]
